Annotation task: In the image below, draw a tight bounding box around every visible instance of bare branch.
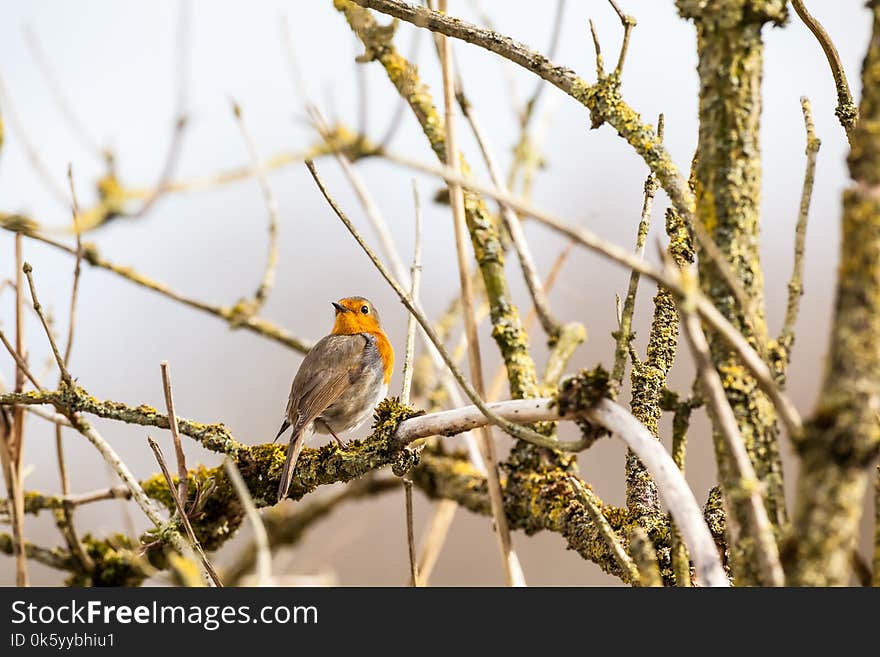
[607,0,636,77]
[791,0,857,139]
[62,166,84,369]
[588,19,604,77]
[223,459,271,587]
[160,362,190,507]
[147,436,221,586]
[401,181,423,405]
[0,329,43,391]
[403,479,419,586]
[777,97,821,370]
[415,499,456,586]
[22,263,72,386]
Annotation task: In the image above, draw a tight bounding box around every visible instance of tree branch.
[791,0,858,140]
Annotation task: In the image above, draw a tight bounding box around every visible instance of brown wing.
[276,334,367,502]
[286,333,366,433]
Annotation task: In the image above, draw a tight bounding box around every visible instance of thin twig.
[607,0,636,77]
[22,263,72,385]
[62,166,84,369]
[791,0,857,139]
[147,436,221,587]
[400,184,422,588]
[72,417,191,560]
[677,268,784,587]
[0,330,42,391]
[569,476,639,584]
[160,362,189,507]
[403,479,419,586]
[589,19,604,77]
[223,458,272,586]
[0,415,27,586]
[778,97,821,368]
[231,101,280,317]
[401,181,423,405]
[611,114,663,388]
[415,499,457,586]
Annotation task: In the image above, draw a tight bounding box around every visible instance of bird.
[274,296,394,503]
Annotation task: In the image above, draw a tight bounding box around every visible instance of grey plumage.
[275,332,386,503]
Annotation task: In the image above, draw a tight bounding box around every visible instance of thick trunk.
[679,0,788,584]
[787,6,880,583]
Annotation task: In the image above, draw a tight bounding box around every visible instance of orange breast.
[371,330,394,384]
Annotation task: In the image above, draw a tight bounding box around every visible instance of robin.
[275,296,394,503]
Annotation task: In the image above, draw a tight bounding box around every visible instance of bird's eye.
[360,305,370,314]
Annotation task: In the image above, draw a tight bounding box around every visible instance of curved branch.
[791,0,857,139]
[1,380,726,585]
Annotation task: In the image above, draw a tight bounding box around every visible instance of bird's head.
[330,296,384,335]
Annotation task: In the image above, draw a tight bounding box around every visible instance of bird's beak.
[332,301,350,314]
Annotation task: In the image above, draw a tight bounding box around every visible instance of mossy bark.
[627,211,694,524]
[786,3,880,585]
[678,0,787,584]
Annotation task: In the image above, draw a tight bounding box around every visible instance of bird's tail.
[276,428,305,503]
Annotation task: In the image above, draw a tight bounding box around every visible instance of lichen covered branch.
[786,4,880,586]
